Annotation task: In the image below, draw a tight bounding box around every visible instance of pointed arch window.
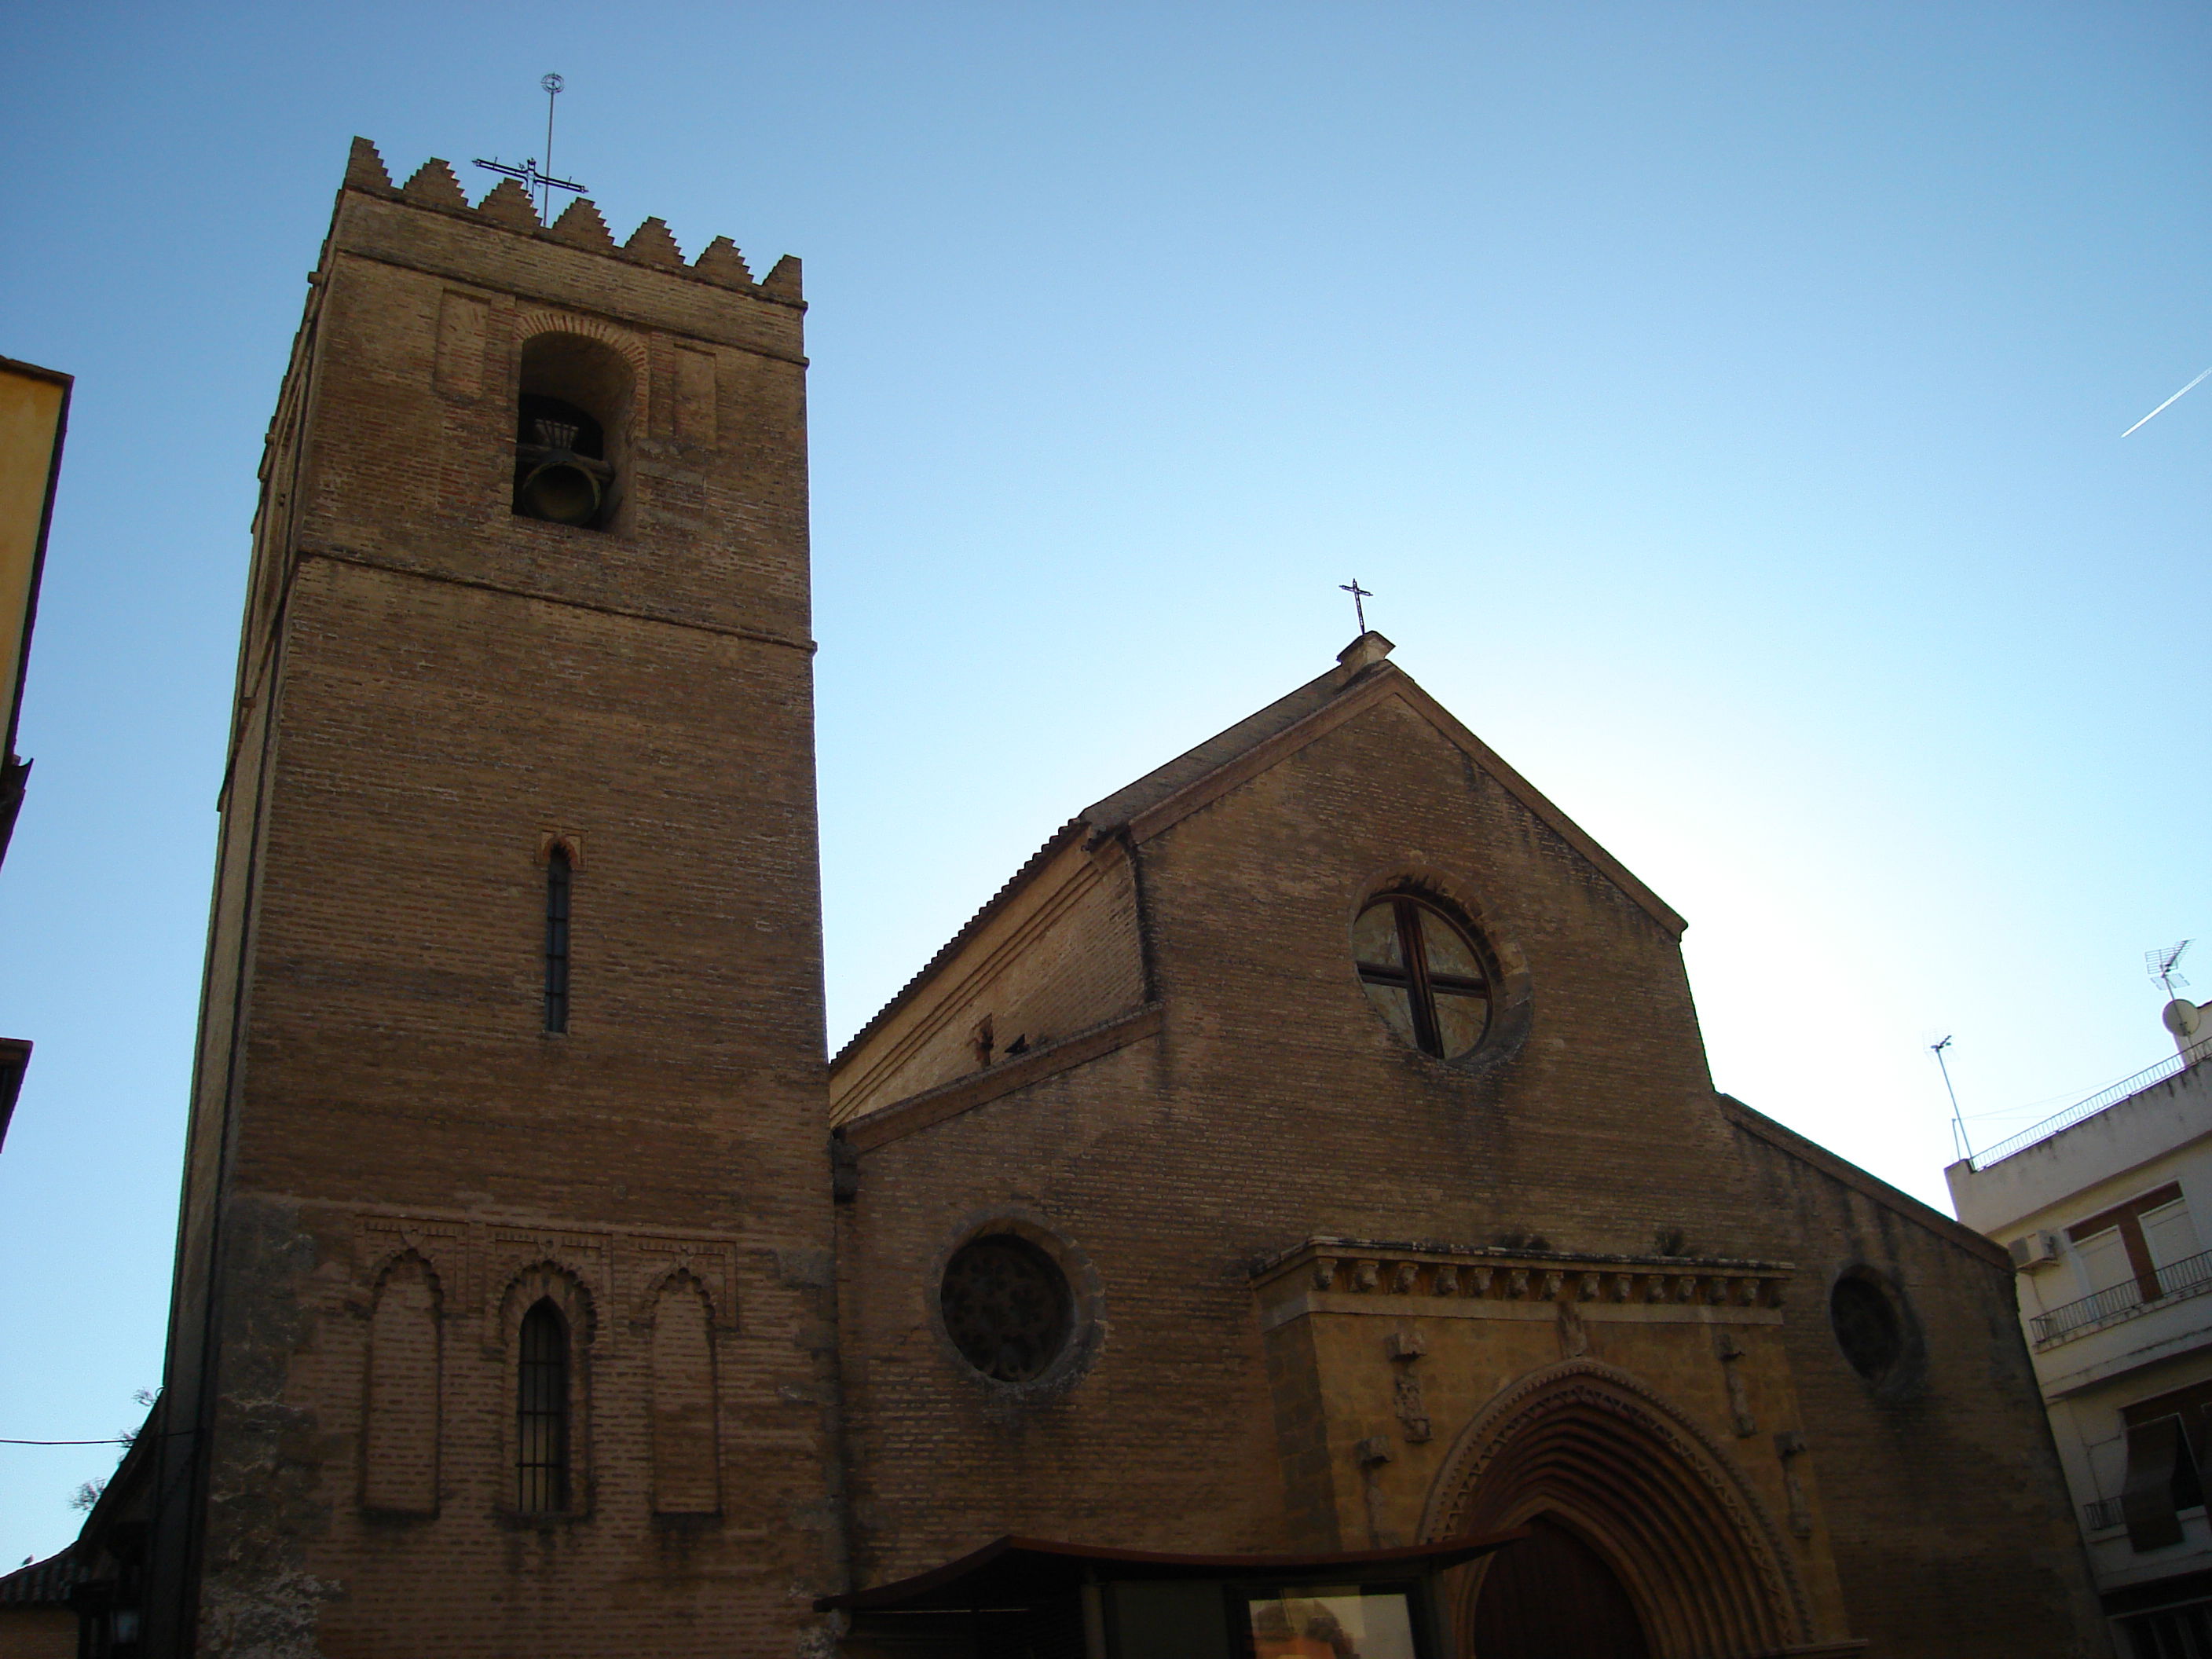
[515,1299,571,1513]
[543,846,571,1034]
[1353,894,1492,1060]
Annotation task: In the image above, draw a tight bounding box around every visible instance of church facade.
[115,141,2104,1658]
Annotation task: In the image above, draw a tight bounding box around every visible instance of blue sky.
[2,1,2207,1563]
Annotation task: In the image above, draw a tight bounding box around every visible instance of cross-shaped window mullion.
[1395,899,1444,1056]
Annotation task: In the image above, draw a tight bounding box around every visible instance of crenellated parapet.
[342,137,800,303]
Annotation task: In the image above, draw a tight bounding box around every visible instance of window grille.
[516,1299,571,1512]
[544,847,571,1034]
[940,1235,1073,1384]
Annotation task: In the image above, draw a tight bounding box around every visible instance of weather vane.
[474,73,587,218]
[1339,580,1373,634]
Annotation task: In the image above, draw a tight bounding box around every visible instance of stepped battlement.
[341,137,800,302]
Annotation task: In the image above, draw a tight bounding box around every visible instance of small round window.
[1830,1273,1906,1385]
[1353,894,1492,1060]
[940,1234,1073,1384]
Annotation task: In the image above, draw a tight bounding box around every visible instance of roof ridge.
[830,641,1686,1073]
[1082,659,1362,830]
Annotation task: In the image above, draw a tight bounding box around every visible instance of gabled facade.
[831,633,2104,1656]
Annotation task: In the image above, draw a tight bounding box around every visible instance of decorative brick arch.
[498,1258,598,1348]
[509,309,647,383]
[635,1261,720,1327]
[496,1262,596,1514]
[645,1270,720,1515]
[361,1237,452,1302]
[1419,1359,1810,1658]
[361,1251,442,1514]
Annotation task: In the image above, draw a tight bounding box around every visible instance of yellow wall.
[0,361,68,747]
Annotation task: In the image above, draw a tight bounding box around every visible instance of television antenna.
[474,73,587,219]
[2147,940,2192,999]
[1930,1035,1972,1163]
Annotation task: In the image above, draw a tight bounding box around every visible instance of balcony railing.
[2084,1496,2126,1533]
[2032,1247,2212,1349]
[1974,1037,2212,1170]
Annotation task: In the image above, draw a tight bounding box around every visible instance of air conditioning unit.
[2009,1231,2062,1271]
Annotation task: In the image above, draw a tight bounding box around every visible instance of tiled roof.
[0,1544,86,1607]
[829,652,1381,1075]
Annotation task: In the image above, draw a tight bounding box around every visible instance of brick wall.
[151,146,838,1659]
[833,672,2106,1653]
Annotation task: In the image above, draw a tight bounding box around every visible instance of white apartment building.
[1950,1002,2212,1658]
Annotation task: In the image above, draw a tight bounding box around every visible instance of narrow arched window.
[544,846,571,1034]
[515,1299,571,1512]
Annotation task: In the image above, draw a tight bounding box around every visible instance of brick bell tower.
[145,140,838,1657]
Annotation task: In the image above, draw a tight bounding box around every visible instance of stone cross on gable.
[1340,579,1373,634]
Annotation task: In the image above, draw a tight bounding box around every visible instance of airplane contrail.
[2122,365,2212,437]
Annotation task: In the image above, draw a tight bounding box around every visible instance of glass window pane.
[2075,1228,2135,1298]
[1433,991,1490,1059]
[1361,983,1419,1048]
[1415,908,1482,982]
[1352,903,1403,969]
[1245,1590,1417,1659]
[2144,1200,2203,1269]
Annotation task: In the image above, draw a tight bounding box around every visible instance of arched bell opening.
[1423,1361,1810,1659]
[513,332,632,529]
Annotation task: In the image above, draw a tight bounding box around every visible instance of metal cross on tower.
[1339,580,1374,635]
[474,74,588,219]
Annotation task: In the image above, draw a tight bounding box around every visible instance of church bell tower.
[145,139,837,1657]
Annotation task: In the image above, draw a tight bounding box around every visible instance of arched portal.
[1420,1361,1809,1659]
[1470,1514,1650,1659]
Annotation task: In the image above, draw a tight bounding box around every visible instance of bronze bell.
[517,458,602,525]
[515,416,613,527]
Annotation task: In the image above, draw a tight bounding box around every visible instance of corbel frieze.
[1252,1236,1791,1333]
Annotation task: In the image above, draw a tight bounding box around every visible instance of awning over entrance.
[819,1533,1523,1614]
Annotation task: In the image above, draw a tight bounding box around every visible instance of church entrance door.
[1467,1514,1650,1658]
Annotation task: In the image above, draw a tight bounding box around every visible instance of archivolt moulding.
[1419,1357,1813,1658]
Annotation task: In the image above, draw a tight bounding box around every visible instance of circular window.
[940,1234,1074,1384]
[1829,1273,1906,1385]
[1353,894,1492,1060]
